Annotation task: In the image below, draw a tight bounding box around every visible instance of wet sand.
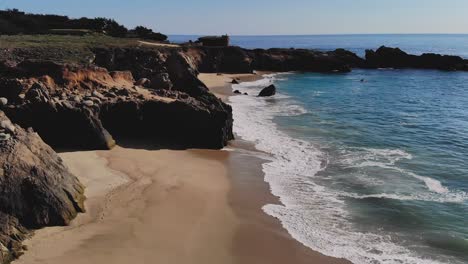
[14,73,351,264]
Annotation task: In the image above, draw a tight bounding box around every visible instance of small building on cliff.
[197,35,230,47]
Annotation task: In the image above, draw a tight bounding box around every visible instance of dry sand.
[14,73,351,264]
[16,148,237,264]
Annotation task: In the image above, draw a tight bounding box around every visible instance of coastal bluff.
[0,112,85,263]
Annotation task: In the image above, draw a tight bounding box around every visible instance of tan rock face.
[0,111,85,262]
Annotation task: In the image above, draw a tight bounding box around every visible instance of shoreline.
[200,73,352,263]
[14,73,350,264]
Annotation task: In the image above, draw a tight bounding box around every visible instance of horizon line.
[168,33,468,36]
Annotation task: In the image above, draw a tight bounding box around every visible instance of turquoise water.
[170,34,468,57]
[230,70,468,263]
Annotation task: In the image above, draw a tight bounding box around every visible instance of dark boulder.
[231,79,239,84]
[150,73,173,90]
[233,90,241,94]
[258,85,276,97]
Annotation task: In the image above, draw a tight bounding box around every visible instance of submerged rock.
[258,85,276,97]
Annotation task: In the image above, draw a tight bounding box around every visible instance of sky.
[1,0,468,35]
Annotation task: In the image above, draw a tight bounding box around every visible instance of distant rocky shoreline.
[1,42,468,263]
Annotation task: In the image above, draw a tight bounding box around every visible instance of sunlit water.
[230,70,468,264]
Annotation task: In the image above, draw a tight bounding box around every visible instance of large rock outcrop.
[365,46,468,71]
[0,111,85,263]
[185,46,253,73]
[248,48,353,73]
[100,92,233,149]
[0,58,234,150]
[92,47,210,97]
[182,46,358,73]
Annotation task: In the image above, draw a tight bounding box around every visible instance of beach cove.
[13,74,350,264]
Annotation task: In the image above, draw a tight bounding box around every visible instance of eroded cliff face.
[0,112,85,263]
[0,48,235,150]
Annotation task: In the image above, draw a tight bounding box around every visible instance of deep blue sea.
[186,35,468,263]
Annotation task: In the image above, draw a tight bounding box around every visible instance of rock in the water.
[233,90,241,94]
[258,84,276,97]
[0,111,85,262]
[244,92,248,95]
[364,46,468,71]
[231,79,239,84]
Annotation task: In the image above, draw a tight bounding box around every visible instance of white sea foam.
[229,75,455,264]
[337,147,468,199]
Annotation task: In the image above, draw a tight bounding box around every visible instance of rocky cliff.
[182,46,362,73]
[179,45,468,73]
[0,112,85,263]
[0,49,234,150]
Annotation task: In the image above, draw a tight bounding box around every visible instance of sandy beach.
[14,73,350,264]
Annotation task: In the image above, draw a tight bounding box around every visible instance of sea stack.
[258,84,277,97]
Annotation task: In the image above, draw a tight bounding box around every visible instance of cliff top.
[0,34,179,64]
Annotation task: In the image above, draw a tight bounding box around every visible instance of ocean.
[175,35,468,263]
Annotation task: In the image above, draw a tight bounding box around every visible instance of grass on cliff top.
[0,34,179,64]
[0,34,141,48]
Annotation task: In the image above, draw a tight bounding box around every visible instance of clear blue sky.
[2,0,468,35]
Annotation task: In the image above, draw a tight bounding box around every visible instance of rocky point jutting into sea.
[1,38,468,263]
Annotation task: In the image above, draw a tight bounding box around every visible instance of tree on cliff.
[131,26,168,41]
[0,9,169,41]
